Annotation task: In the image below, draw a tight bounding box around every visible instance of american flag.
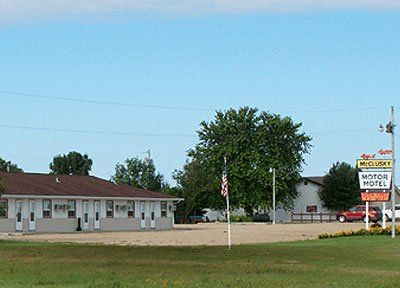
[221,167,228,197]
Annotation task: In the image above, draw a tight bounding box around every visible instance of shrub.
[318,226,400,239]
[230,215,252,222]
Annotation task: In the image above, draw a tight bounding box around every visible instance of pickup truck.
[383,204,400,221]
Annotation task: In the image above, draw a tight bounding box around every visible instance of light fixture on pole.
[269,167,276,225]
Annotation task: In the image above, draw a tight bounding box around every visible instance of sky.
[0,1,399,184]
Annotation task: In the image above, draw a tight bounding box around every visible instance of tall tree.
[191,107,311,216]
[49,151,93,175]
[318,162,360,211]
[112,157,165,192]
[0,157,23,172]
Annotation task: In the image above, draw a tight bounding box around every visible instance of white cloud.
[1,0,400,22]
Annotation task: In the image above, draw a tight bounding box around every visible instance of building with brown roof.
[0,172,183,233]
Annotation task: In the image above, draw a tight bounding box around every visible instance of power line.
[0,124,196,138]
[310,128,376,135]
[0,90,214,112]
[0,89,388,114]
[0,123,378,138]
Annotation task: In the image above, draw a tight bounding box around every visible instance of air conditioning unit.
[54,204,69,211]
[116,205,128,211]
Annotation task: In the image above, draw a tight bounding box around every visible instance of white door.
[150,202,156,229]
[29,200,36,231]
[83,201,89,230]
[140,201,146,229]
[15,200,22,231]
[94,201,100,230]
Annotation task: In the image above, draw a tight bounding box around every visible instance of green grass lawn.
[1,236,400,288]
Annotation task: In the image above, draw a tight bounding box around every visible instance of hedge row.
[319,226,400,239]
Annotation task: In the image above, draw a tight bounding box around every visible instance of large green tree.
[190,107,312,216]
[0,157,23,172]
[49,151,93,175]
[318,162,360,211]
[112,157,165,192]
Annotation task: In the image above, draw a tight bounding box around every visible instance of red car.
[336,205,382,223]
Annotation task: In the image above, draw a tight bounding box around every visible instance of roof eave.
[1,194,184,202]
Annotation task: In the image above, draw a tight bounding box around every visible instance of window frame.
[161,201,167,218]
[0,199,7,219]
[42,199,52,218]
[68,200,76,219]
[127,201,135,218]
[106,200,114,218]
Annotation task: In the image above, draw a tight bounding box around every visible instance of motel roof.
[0,172,181,200]
[303,176,324,187]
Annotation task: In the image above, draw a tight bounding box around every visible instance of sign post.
[365,200,369,230]
[382,202,386,228]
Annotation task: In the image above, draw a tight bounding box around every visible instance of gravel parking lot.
[0,222,365,246]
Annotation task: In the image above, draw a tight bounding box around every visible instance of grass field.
[1,236,400,287]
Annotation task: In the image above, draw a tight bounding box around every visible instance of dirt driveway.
[0,222,364,246]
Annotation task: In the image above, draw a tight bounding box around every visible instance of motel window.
[161,201,167,218]
[43,200,52,218]
[68,200,76,218]
[127,201,135,218]
[0,199,7,218]
[306,205,318,213]
[106,201,114,218]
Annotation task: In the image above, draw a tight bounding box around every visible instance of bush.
[319,226,400,239]
[230,215,252,222]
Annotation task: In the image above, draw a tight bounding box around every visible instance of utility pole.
[145,149,151,164]
[270,167,276,225]
[388,106,396,239]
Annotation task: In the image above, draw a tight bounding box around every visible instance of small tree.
[318,162,360,211]
[112,157,166,192]
[0,181,4,217]
[0,157,23,172]
[170,157,216,218]
[49,151,93,175]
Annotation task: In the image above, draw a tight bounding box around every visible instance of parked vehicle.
[188,215,208,223]
[336,205,382,223]
[174,215,208,224]
[252,213,271,222]
[383,204,400,221]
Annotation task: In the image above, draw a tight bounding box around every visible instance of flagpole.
[224,156,232,250]
[226,191,232,250]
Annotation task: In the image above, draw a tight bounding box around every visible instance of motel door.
[83,201,89,230]
[29,200,36,231]
[94,201,100,230]
[150,201,155,229]
[15,200,22,231]
[140,201,146,229]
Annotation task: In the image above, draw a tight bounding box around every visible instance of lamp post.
[381,106,396,238]
[389,107,396,239]
[270,167,276,225]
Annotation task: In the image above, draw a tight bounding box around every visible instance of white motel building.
[0,172,183,233]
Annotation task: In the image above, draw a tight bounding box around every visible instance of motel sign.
[358,172,392,190]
